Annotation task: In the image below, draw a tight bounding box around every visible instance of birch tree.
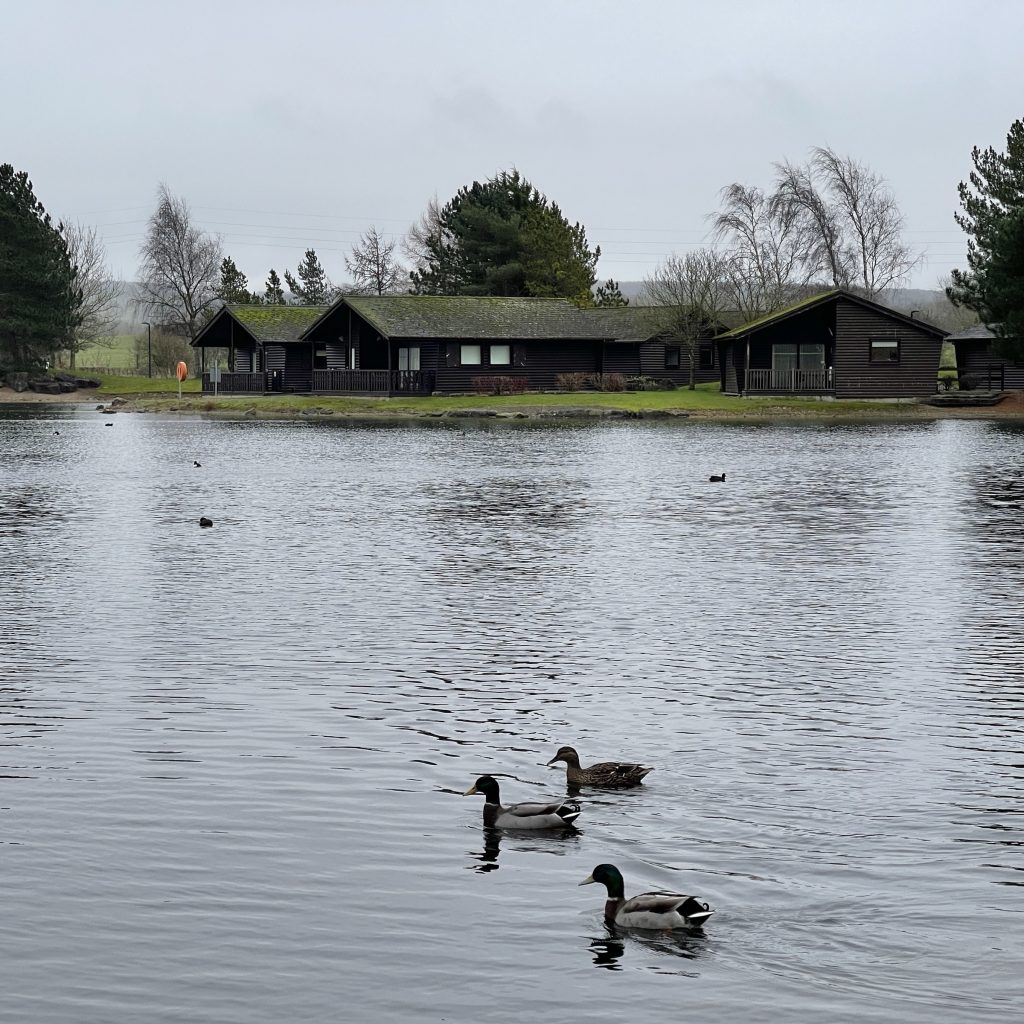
[62,222,122,367]
[772,147,919,298]
[137,184,222,339]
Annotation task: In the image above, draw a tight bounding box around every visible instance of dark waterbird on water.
[546,745,652,788]
[194,460,202,467]
[579,864,714,930]
[199,517,213,528]
[464,775,581,829]
[708,472,725,482]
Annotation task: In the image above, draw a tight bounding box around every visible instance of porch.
[743,367,834,394]
[201,369,435,396]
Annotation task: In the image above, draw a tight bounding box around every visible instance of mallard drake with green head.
[546,745,653,788]
[464,775,581,829]
[580,863,713,930]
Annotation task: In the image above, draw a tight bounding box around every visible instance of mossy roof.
[717,289,948,340]
[579,305,746,341]
[329,296,609,340]
[226,303,330,343]
[716,290,841,339]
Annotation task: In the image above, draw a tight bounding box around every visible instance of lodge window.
[665,346,681,369]
[772,343,825,370]
[397,346,420,371]
[869,337,900,364]
[698,345,714,370]
[447,342,525,368]
[313,345,327,370]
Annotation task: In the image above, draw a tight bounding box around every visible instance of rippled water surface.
[1,405,1021,1023]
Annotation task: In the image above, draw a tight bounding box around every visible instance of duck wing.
[617,891,713,928]
[586,760,653,786]
[497,798,581,828]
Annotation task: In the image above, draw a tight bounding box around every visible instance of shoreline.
[3,386,1024,422]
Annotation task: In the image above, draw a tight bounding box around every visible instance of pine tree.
[948,118,1024,318]
[217,257,258,303]
[0,163,79,372]
[983,208,1024,357]
[409,170,599,299]
[284,248,332,304]
[594,278,629,307]
[264,269,286,304]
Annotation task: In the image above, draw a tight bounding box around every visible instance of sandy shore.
[0,387,102,404]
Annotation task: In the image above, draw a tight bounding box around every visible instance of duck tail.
[685,909,714,927]
[558,801,582,825]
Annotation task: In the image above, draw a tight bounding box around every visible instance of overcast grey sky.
[3,0,1022,290]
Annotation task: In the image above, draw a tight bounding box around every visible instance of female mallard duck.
[464,775,581,829]
[546,745,652,788]
[580,864,713,929]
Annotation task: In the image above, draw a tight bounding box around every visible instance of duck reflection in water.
[586,925,709,972]
[467,825,580,874]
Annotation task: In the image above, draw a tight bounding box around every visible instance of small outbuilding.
[947,323,1024,390]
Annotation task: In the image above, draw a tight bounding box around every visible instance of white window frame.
[397,346,421,371]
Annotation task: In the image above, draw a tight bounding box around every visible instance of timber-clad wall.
[833,299,941,398]
[602,343,640,376]
[431,338,597,392]
[955,341,1024,389]
[638,340,719,386]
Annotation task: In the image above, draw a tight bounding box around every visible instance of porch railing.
[311,369,435,394]
[745,367,833,392]
[202,371,266,393]
[201,369,436,395]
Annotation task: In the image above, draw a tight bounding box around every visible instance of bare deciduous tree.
[642,249,732,389]
[772,147,920,298]
[62,222,122,368]
[346,226,404,295]
[403,194,457,293]
[712,183,817,319]
[137,184,222,339]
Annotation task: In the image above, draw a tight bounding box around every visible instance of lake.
[1,405,1021,1023]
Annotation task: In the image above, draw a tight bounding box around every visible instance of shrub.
[471,375,528,395]
[588,372,626,392]
[555,371,590,392]
[625,375,667,391]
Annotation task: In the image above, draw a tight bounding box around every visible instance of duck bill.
[545,758,560,767]
[463,785,479,796]
[578,874,596,886]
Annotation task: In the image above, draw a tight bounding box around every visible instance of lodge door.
[285,345,313,392]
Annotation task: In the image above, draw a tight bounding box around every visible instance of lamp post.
[142,322,152,377]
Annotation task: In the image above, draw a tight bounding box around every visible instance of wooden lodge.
[947,323,1024,391]
[190,290,949,401]
[190,304,330,394]
[716,290,948,399]
[191,297,724,396]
